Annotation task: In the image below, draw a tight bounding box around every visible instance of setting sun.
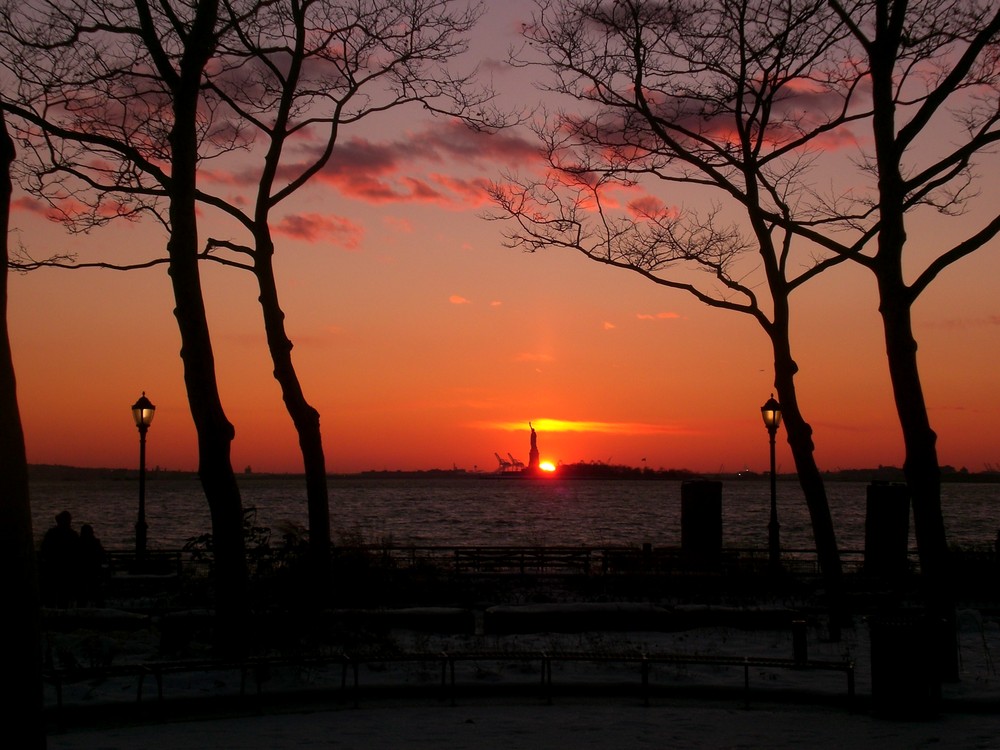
[539,461,557,472]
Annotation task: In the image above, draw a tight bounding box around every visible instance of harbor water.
[27,475,1000,553]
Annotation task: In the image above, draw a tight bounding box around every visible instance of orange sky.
[7,1,1000,476]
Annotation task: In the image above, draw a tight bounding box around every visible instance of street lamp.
[131,392,155,561]
[760,394,782,573]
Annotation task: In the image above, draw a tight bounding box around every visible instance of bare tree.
[795,0,1000,678]
[0,0,252,642]
[826,0,1000,578]
[193,0,506,592]
[4,0,509,599]
[489,0,859,619]
[0,110,44,749]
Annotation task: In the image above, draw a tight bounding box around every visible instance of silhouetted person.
[41,510,81,608]
[78,524,106,607]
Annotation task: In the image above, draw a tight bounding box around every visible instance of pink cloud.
[427,173,495,207]
[282,121,539,209]
[625,195,681,220]
[11,194,133,223]
[449,295,472,305]
[201,119,540,212]
[11,196,51,217]
[274,213,364,249]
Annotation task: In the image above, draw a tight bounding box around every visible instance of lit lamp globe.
[760,395,782,433]
[132,393,156,431]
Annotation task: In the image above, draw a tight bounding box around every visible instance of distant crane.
[508,453,525,470]
[494,452,512,472]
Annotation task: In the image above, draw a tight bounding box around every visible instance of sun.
[539,461,557,472]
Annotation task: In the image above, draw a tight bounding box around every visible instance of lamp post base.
[135,520,148,565]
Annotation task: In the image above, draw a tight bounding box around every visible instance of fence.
[101,545,891,578]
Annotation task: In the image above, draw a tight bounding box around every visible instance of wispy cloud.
[626,195,677,220]
[449,295,471,305]
[479,418,686,436]
[11,196,50,217]
[274,213,364,249]
[12,195,130,222]
[274,122,539,210]
[637,312,682,321]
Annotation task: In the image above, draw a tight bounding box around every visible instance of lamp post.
[131,392,155,562]
[760,394,782,573]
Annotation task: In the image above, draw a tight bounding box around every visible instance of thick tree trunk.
[254,236,332,590]
[867,19,956,677]
[877,271,956,679]
[169,194,248,640]
[867,0,950,580]
[771,330,845,636]
[878,287,948,578]
[165,0,248,647]
[0,110,45,750]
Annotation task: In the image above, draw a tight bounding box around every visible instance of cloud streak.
[274,213,364,249]
[637,312,681,321]
[276,121,539,210]
[480,418,686,436]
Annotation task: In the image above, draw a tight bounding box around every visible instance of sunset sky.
[6,1,1000,476]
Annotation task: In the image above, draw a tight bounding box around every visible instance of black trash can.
[868,610,941,719]
[864,482,910,578]
[681,480,722,569]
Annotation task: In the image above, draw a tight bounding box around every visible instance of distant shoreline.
[26,463,1000,483]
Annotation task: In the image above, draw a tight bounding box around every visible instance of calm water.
[27,476,1000,553]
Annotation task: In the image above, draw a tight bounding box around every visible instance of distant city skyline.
[7,0,1000,476]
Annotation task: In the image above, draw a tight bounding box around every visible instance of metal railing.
[98,544,913,577]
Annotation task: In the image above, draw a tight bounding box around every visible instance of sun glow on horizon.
[539,460,556,472]
[482,418,685,436]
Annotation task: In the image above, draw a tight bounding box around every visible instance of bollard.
[681,480,723,570]
[864,482,910,578]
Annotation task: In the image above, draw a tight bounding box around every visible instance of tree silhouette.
[488,0,855,620]
[4,0,509,600]
[0,109,44,749]
[1,0,252,641]
[195,0,507,592]
[813,0,1000,677]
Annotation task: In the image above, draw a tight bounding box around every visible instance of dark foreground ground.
[42,554,1000,740]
